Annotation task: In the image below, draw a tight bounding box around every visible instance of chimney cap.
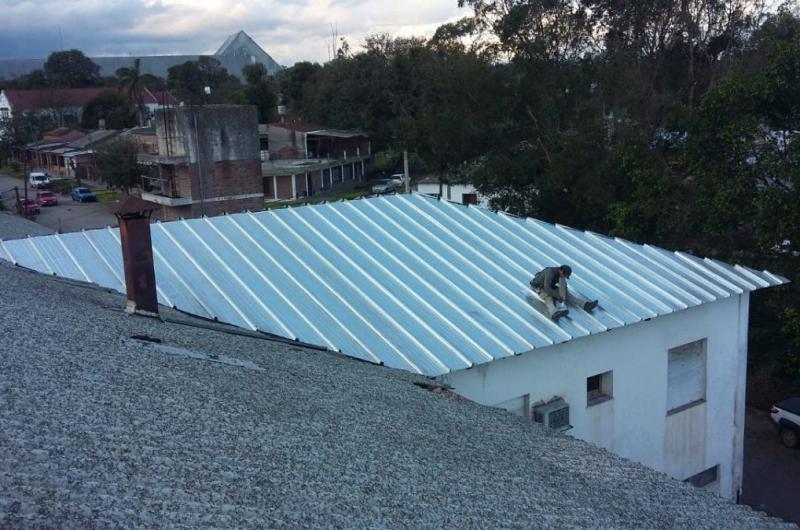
[109,196,158,219]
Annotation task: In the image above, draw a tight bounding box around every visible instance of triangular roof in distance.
[0,193,788,377]
[214,30,281,72]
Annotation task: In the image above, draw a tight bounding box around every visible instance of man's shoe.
[584,300,598,312]
[552,309,569,321]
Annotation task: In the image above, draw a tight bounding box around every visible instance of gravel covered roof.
[0,260,793,529]
[0,212,54,240]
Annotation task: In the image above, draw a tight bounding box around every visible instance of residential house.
[19,128,121,179]
[139,104,263,219]
[0,211,790,528]
[123,126,158,155]
[261,122,370,201]
[415,174,488,207]
[0,87,110,130]
[0,193,787,501]
[141,88,178,122]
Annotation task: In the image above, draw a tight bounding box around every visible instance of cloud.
[0,0,467,65]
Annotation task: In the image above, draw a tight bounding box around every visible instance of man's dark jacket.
[531,267,561,299]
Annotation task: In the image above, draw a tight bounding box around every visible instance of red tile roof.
[41,128,88,142]
[4,88,114,111]
[142,88,178,106]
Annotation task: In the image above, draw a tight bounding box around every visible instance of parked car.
[36,190,58,207]
[770,397,800,448]
[18,198,40,215]
[29,172,51,189]
[372,177,403,195]
[71,187,96,202]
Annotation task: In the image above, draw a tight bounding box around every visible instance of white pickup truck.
[770,397,800,448]
[29,171,51,189]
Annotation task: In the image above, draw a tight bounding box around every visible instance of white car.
[29,172,51,189]
[770,398,800,448]
[371,176,403,195]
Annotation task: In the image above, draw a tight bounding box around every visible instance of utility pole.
[23,176,29,218]
[403,150,410,193]
[193,107,206,217]
[13,186,20,215]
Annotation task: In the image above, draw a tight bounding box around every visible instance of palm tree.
[115,59,144,126]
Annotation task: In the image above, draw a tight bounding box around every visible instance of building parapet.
[262,155,370,176]
[140,192,194,207]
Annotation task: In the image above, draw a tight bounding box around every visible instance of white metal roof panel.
[0,193,788,376]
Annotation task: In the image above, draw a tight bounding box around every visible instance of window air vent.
[533,398,571,431]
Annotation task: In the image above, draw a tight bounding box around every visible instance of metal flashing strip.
[0,193,789,377]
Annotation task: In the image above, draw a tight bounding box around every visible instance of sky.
[0,0,467,65]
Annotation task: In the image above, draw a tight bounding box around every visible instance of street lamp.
[193,86,211,216]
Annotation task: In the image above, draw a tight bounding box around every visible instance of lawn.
[49,178,78,194]
[0,164,26,179]
[94,190,126,203]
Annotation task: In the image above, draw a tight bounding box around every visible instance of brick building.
[140,105,263,219]
[261,122,370,201]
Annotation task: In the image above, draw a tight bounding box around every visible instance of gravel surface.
[0,212,54,240]
[0,261,794,529]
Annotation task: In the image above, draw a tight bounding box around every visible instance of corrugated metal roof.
[0,193,788,376]
[309,129,367,138]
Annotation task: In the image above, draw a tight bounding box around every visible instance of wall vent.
[533,398,571,431]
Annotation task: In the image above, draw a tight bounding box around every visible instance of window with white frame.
[0,108,9,119]
[667,339,706,414]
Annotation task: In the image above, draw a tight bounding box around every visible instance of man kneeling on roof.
[530,265,598,321]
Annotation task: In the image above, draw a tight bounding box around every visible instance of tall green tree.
[95,137,143,193]
[115,59,145,125]
[167,56,241,105]
[0,114,42,165]
[43,49,100,87]
[81,91,136,130]
[276,61,322,113]
[238,63,278,123]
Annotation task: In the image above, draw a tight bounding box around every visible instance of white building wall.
[416,182,489,207]
[442,294,749,500]
[0,90,12,120]
[0,91,12,139]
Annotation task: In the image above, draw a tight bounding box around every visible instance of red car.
[18,198,41,215]
[36,190,58,207]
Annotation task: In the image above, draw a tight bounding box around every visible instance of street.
[742,407,800,524]
[0,173,119,234]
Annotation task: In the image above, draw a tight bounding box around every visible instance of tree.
[140,74,167,92]
[81,91,136,130]
[94,137,143,193]
[3,69,48,89]
[0,114,42,165]
[167,56,241,105]
[238,63,278,123]
[276,61,322,113]
[115,59,145,125]
[44,50,100,87]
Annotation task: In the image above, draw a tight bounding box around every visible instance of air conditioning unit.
[533,398,571,431]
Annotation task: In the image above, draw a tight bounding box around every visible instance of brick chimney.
[110,197,159,316]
